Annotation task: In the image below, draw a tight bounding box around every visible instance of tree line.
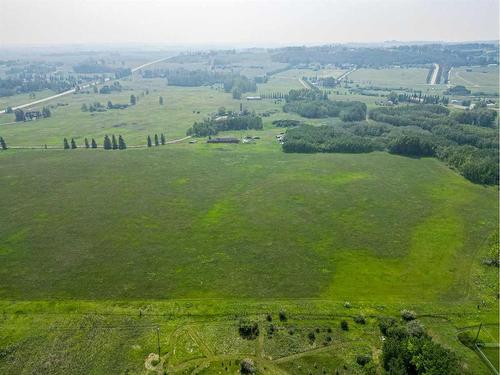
[283,89,367,121]
[147,133,166,147]
[0,74,80,98]
[282,104,498,184]
[63,135,126,150]
[187,112,263,137]
[73,63,131,79]
[387,92,449,105]
[282,124,383,153]
[270,43,498,67]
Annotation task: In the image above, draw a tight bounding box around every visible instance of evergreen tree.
[42,107,51,118]
[159,96,164,105]
[107,100,113,109]
[130,94,137,105]
[91,138,97,148]
[111,135,118,150]
[160,133,166,145]
[154,134,159,146]
[70,138,77,149]
[63,138,70,149]
[118,135,127,150]
[84,138,90,148]
[147,135,152,147]
[0,136,7,150]
[14,109,25,122]
[103,135,112,150]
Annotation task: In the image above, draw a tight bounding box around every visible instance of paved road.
[336,67,357,81]
[298,78,309,89]
[430,63,439,85]
[0,56,173,115]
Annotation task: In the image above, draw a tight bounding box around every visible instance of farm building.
[207,137,240,144]
[246,96,261,100]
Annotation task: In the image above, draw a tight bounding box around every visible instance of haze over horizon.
[0,0,498,47]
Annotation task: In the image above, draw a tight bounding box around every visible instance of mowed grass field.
[450,65,500,95]
[349,67,452,96]
[0,144,497,302]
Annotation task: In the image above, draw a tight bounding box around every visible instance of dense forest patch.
[283,104,498,184]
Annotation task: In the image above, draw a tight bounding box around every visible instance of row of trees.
[147,134,166,147]
[284,98,367,121]
[370,104,498,129]
[187,113,263,137]
[282,125,383,153]
[283,88,367,121]
[142,68,258,99]
[63,135,127,150]
[272,119,304,128]
[387,92,449,105]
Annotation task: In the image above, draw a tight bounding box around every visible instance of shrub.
[340,320,349,331]
[279,310,287,322]
[356,354,372,366]
[400,309,417,321]
[343,301,351,308]
[267,324,276,337]
[379,317,397,335]
[308,331,316,343]
[266,313,272,322]
[354,315,366,324]
[238,320,259,340]
[240,358,256,374]
[406,320,425,337]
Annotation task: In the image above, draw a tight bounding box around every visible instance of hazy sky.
[0,0,498,46]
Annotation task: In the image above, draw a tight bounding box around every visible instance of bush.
[240,358,256,374]
[267,324,276,337]
[340,320,349,331]
[400,309,417,321]
[379,317,397,335]
[356,354,372,366]
[238,320,259,340]
[406,320,425,337]
[308,331,316,342]
[354,315,366,324]
[279,310,287,322]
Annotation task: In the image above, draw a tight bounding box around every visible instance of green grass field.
[0,59,498,374]
[450,66,500,95]
[349,67,430,88]
[0,145,496,301]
